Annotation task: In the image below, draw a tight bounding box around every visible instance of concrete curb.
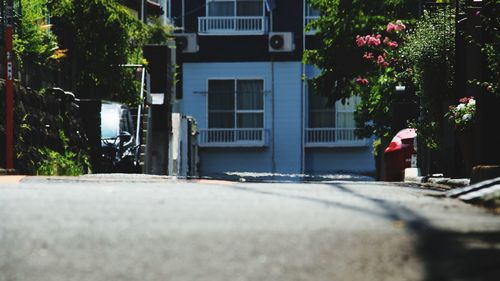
[0,168,17,176]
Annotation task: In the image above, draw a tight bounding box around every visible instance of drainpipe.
[301,0,306,175]
[271,59,276,174]
[141,0,145,22]
[4,0,14,170]
[182,0,185,31]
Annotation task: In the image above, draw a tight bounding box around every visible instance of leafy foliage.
[13,0,58,70]
[473,0,499,96]
[400,8,455,148]
[351,20,410,139]
[49,0,149,103]
[304,0,419,105]
[37,130,90,176]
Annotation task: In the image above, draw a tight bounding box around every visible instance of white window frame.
[306,94,368,147]
[197,77,267,147]
[206,77,265,129]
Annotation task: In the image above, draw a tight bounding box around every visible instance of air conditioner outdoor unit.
[175,33,199,53]
[268,32,295,52]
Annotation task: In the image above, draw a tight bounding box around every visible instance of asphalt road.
[1,175,500,281]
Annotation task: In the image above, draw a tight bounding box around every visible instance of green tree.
[400,8,455,148]
[305,0,419,105]
[12,0,59,84]
[49,0,149,103]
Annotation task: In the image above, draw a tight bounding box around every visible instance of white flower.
[468,99,476,106]
[462,114,472,121]
[457,104,466,111]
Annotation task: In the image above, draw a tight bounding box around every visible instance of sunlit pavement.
[1,175,499,281]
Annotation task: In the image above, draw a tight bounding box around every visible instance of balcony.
[305,128,369,147]
[198,16,268,35]
[198,129,269,147]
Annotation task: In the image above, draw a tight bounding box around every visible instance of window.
[307,92,363,145]
[308,94,359,129]
[202,79,265,145]
[305,1,320,18]
[309,93,335,128]
[208,79,264,129]
[207,0,265,17]
[305,1,320,33]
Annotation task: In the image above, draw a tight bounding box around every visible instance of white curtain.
[237,80,263,128]
[335,96,360,129]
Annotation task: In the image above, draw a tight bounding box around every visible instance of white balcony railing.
[198,16,268,35]
[305,128,369,147]
[198,129,269,147]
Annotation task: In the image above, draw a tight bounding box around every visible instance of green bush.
[36,130,90,176]
[400,9,456,149]
[37,149,89,176]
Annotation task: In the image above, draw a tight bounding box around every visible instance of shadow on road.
[331,183,500,281]
[217,181,500,281]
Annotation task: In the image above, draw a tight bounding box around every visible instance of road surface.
[1,175,500,281]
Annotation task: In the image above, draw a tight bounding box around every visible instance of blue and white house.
[170,0,375,177]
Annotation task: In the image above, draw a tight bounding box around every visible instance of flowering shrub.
[445,97,476,131]
[354,20,406,86]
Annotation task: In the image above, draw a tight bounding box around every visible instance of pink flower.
[386,22,396,33]
[356,35,366,47]
[386,41,398,48]
[388,21,406,32]
[363,52,374,60]
[459,97,470,103]
[367,35,381,47]
[377,55,389,68]
[356,77,369,86]
[395,20,406,31]
[459,96,475,104]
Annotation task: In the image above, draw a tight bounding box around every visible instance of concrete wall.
[305,147,375,175]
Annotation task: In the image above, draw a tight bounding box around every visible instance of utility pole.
[4,0,14,169]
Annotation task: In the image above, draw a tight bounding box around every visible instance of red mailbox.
[384,129,417,181]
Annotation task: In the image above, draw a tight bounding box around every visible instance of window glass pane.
[208,80,235,110]
[208,1,235,16]
[335,96,360,111]
[309,111,335,128]
[120,111,129,133]
[209,112,235,128]
[308,90,335,127]
[236,0,263,16]
[336,111,355,129]
[306,3,320,17]
[101,106,119,139]
[237,113,263,128]
[237,80,263,110]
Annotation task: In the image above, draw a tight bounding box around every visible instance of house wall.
[180,61,303,175]
[172,1,376,178]
[305,147,375,175]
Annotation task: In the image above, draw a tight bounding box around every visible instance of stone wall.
[0,80,90,174]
